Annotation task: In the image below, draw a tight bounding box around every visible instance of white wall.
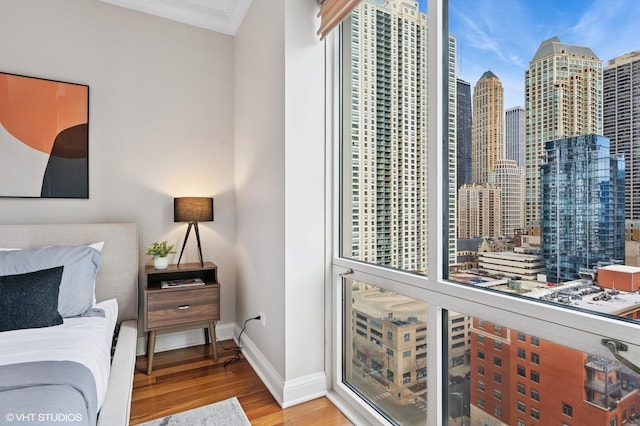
[0,0,237,327]
[282,0,327,405]
[234,0,287,378]
[235,0,326,407]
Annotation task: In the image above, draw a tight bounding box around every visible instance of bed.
[0,223,139,426]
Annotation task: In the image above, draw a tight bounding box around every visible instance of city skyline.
[344,2,640,424]
[439,0,640,108]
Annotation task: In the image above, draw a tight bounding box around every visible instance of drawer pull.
[177,305,191,310]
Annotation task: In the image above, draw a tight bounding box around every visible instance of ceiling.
[97,0,253,35]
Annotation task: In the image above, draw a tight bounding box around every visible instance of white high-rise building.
[457,183,501,239]
[488,159,525,237]
[344,0,456,271]
[524,36,602,227]
[505,106,524,168]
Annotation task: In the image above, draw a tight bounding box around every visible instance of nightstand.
[144,262,220,375]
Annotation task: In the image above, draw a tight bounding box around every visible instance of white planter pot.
[154,256,169,270]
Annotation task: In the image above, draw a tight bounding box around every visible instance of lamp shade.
[174,197,214,222]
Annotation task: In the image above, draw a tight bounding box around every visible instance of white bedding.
[0,298,118,411]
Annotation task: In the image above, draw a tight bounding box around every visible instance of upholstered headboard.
[0,223,139,324]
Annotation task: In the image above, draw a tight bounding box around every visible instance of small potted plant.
[146,241,175,270]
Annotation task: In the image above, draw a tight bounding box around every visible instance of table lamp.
[174,197,214,266]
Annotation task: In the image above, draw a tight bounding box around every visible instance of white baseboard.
[232,325,285,405]
[282,371,327,408]
[135,321,328,409]
[235,324,327,408]
[136,321,236,356]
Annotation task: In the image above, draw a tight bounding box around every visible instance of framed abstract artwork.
[0,72,89,198]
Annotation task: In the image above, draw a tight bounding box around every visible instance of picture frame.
[0,71,89,198]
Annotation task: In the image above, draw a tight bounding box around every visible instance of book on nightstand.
[160,277,205,288]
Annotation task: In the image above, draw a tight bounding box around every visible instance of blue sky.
[418,0,640,108]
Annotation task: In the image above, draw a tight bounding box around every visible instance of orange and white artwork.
[0,72,88,198]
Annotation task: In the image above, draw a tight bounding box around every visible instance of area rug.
[137,397,251,426]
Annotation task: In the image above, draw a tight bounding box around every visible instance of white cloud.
[450,0,640,106]
[569,0,640,62]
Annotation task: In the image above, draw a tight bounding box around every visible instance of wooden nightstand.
[144,262,220,374]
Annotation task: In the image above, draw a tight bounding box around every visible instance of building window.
[517,383,526,395]
[518,348,526,359]
[517,401,526,413]
[531,389,539,402]
[531,407,540,420]
[531,352,540,365]
[531,370,540,383]
[494,373,502,384]
[517,365,526,377]
[494,356,502,367]
[562,403,573,417]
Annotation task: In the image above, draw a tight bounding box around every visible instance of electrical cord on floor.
[223,315,260,368]
[216,340,241,352]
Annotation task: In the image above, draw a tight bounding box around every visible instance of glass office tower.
[541,134,625,283]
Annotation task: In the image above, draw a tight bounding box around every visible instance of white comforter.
[0,299,118,412]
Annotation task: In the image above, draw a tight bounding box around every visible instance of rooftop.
[526,280,640,315]
[532,36,600,62]
[600,264,640,274]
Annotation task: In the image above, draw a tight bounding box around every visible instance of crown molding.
[98,0,252,35]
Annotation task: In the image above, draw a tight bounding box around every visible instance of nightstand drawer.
[146,286,219,329]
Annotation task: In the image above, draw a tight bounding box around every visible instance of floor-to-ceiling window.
[330,1,640,425]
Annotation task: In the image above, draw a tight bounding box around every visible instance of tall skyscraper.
[604,50,640,220]
[541,135,625,283]
[505,106,524,167]
[488,159,525,237]
[457,183,501,239]
[525,36,603,227]
[457,78,473,188]
[447,36,458,265]
[472,71,504,185]
[344,0,457,271]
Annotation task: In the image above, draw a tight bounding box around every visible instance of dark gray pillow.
[0,267,64,332]
[0,245,102,317]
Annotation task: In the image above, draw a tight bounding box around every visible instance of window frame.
[325,0,640,424]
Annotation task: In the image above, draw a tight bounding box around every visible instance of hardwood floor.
[130,340,353,425]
